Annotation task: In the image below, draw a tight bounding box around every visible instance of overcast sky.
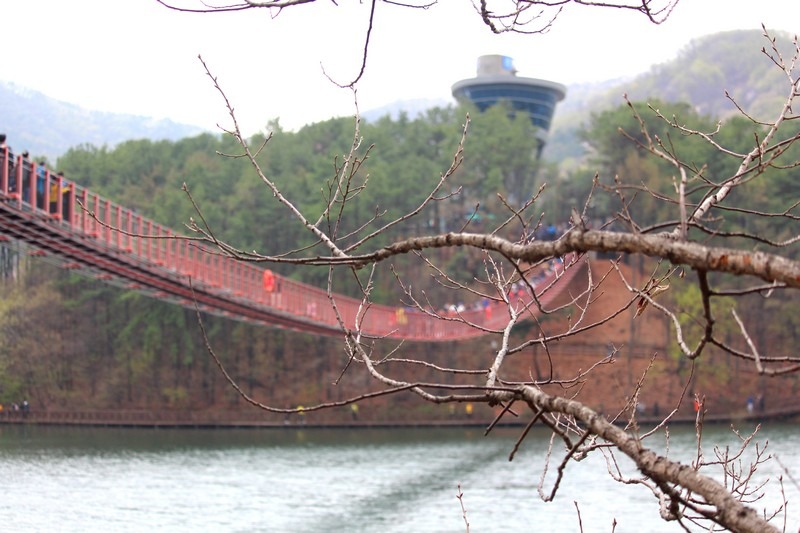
[2,1,799,136]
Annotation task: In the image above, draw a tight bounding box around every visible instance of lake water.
[1,423,798,532]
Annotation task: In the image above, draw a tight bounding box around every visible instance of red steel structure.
[0,145,584,341]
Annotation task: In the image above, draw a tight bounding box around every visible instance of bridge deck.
[0,144,583,340]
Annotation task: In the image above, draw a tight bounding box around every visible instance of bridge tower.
[451,55,566,160]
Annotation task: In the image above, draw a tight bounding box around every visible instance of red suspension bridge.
[0,144,583,341]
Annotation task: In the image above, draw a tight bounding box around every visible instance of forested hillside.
[1,29,797,419]
[546,29,795,164]
[0,102,550,413]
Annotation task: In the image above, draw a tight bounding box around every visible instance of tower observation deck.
[451,55,566,158]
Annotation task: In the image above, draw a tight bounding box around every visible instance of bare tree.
[156,2,800,532]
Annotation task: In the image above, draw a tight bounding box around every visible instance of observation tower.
[451,55,566,159]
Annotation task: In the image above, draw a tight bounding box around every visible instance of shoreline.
[1,409,794,430]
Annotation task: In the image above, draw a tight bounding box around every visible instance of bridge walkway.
[0,144,583,340]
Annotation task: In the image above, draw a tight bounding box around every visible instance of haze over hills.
[0,30,792,164]
[545,29,795,163]
[0,81,206,162]
[365,30,795,164]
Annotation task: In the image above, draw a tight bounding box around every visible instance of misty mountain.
[544,29,795,163]
[361,97,455,122]
[0,81,206,162]
[1,30,791,165]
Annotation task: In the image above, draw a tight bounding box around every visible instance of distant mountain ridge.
[353,30,795,165]
[615,29,794,119]
[1,30,790,164]
[361,97,454,122]
[0,81,206,162]
[545,29,795,163]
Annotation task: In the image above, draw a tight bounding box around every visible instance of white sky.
[2,1,799,136]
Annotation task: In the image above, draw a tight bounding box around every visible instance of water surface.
[0,424,797,532]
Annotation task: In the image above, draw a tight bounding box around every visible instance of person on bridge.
[20,151,31,201]
[36,161,47,209]
[0,134,14,193]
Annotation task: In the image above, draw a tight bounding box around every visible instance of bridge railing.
[0,144,583,340]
